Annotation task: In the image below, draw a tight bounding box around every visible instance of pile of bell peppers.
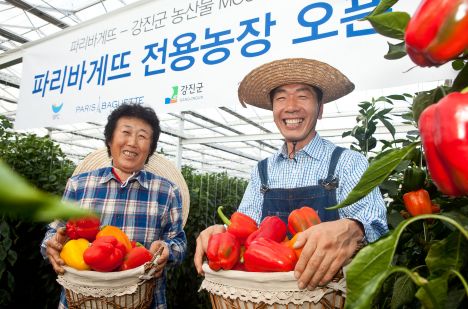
[405,0,468,67]
[60,218,153,272]
[418,90,468,196]
[207,206,321,272]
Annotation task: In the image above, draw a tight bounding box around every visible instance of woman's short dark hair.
[104,104,161,160]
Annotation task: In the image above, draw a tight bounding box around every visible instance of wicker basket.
[64,277,155,309]
[58,250,162,309]
[200,264,346,309]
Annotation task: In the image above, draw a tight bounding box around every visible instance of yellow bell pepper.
[60,238,90,270]
[96,225,132,253]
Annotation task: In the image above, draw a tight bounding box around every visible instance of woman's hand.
[149,240,169,278]
[45,227,68,275]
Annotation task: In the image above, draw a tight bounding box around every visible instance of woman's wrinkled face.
[272,83,323,150]
[108,116,152,174]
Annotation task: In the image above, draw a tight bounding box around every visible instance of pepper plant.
[0,116,77,308]
[331,1,468,308]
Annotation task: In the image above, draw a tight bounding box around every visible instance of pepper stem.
[217,206,231,226]
[461,86,468,94]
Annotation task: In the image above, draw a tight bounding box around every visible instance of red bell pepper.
[83,235,126,272]
[217,206,258,244]
[65,216,100,242]
[403,189,433,217]
[245,216,287,248]
[206,232,240,271]
[287,206,321,235]
[418,91,468,196]
[119,246,153,271]
[243,238,297,272]
[405,0,468,67]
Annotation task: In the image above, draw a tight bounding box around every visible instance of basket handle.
[139,246,164,282]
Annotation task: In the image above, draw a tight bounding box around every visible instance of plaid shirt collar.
[99,166,151,189]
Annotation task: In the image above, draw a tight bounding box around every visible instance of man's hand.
[45,227,68,275]
[149,241,169,278]
[293,219,364,290]
[194,224,226,275]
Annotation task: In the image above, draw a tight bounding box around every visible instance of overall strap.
[320,147,345,191]
[257,158,269,194]
[328,147,345,176]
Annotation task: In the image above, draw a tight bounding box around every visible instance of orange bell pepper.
[287,206,321,235]
[403,189,433,217]
[96,225,132,253]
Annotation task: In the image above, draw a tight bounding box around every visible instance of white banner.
[16,0,456,129]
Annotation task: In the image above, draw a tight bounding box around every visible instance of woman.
[41,103,187,309]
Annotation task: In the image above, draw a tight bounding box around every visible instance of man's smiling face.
[272,83,323,150]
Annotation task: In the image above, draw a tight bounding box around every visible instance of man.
[41,103,187,308]
[194,58,388,290]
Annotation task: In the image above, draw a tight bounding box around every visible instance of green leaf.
[1,238,11,251]
[445,289,467,309]
[376,108,393,117]
[0,246,6,261]
[415,276,447,309]
[345,214,468,309]
[366,12,411,40]
[426,231,467,276]
[387,210,405,229]
[328,143,418,210]
[0,221,8,238]
[391,274,416,309]
[380,180,400,196]
[451,62,468,92]
[0,160,93,222]
[380,118,396,138]
[412,91,436,124]
[358,101,372,110]
[6,250,16,266]
[365,0,399,17]
[387,94,408,101]
[384,41,407,60]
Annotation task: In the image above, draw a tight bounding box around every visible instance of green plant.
[166,166,247,308]
[331,1,468,308]
[342,95,401,156]
[0,115,76,308]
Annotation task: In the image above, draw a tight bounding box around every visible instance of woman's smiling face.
[272,83,323,150]
[108,116,153,174]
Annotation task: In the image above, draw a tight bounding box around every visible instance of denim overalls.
[258,147,345,225]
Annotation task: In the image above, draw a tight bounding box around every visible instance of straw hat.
[73,148,190,227]
[238,58,355,110]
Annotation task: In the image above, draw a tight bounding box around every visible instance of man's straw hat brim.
[73,148,190,227]
[238,58,355,110]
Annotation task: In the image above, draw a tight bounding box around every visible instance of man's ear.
[317,102,324,119]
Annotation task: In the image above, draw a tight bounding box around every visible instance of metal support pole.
[175,112,184,169]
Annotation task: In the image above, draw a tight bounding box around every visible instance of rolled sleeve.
[337,150,389,243]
